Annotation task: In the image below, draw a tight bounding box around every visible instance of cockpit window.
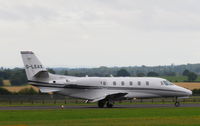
[163,81,174,86]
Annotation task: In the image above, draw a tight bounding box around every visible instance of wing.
[38,86,63,93]
[66,87,128,102]
[33,83,129,102]
[90,92,128,102]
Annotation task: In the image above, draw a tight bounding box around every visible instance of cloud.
[0,0,200,31]
[0,3,58,22]
[0,0,200,67]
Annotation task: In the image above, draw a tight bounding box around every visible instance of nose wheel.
[174,97,180,107]
[175,101,180,107]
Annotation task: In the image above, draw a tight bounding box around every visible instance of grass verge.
[0,107,200,126]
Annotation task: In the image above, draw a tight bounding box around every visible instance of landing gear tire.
[106,102,113,108]
[98,100,106,108]
[175,101,180,107]
[174,97,180,107]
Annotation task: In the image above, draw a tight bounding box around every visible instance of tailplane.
[21,51,49,80]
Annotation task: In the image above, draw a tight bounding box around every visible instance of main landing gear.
[174,97,180,107]
[98,100,106,108]
[98,100,114,108]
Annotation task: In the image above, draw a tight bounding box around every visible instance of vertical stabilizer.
[21,51,48,80]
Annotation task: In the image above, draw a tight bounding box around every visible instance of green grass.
[0,107,200,126]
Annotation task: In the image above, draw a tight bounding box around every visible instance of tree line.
[115,69,198,82]
[0,87,38,95]
[50,68,198,81]
[0,67,27,86]
[55,63,200,76]
[0,65,200,86]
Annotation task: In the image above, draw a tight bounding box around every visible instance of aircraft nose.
[182,88,192,96]
[186,89,192,96]
[175,85,192,96]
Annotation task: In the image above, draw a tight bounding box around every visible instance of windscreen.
[163,81,174,86]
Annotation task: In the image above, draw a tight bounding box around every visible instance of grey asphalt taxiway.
[0,103,200,110]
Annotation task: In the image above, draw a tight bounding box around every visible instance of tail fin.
[21,51,49,80]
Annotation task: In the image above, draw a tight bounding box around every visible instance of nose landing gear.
[175,101,180,107]
[174,97,180,107]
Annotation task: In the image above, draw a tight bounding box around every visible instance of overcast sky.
[0,0,200,68]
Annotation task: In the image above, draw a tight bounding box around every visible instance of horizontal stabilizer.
[34,71,49,78]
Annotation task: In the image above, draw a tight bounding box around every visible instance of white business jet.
[21,51,192,108]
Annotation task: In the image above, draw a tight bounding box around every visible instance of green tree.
[163,71,176,76]
[192,89,200,95]
[73,72,86,77]
[0,88,12,95]
[0,78,3,86]
[64,70,68,75]
[0,69,11,79]
[10,68,27,86]
[187,72,198,82]
[48,68,56,74]
[183,69,190,76]
[116,69,130,77]
[147,72,159,77]
[136,72,145,77]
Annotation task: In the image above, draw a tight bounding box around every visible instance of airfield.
[1,83,200,126]
[0,92,200,126]
[0,104,200,126]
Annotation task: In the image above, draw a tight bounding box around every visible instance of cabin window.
[121,81,125,86]
[66,80,69,82]
[146,81,149,86]
[161,81,164,85]
[53,81,56,83]
[113,81,116,86]
[129,81,133,86]
[138,81,141,86]
[103,81,106,85]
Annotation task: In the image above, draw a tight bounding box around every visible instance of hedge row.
[0,87,38,95]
